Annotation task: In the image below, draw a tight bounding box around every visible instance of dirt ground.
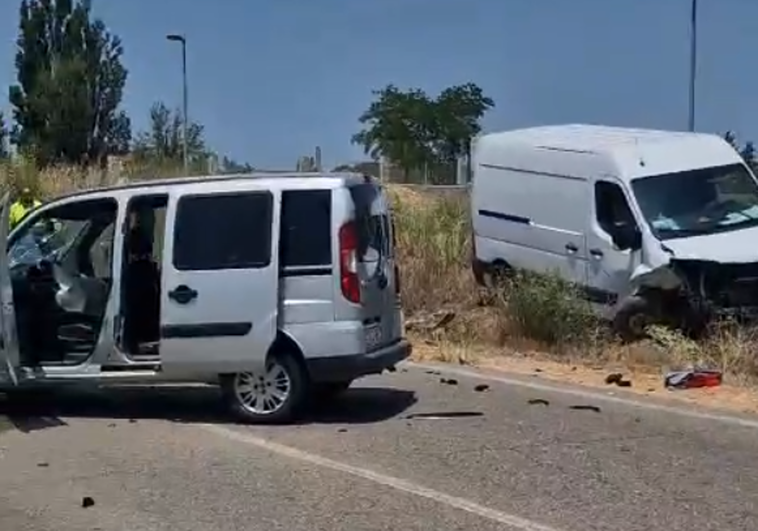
[411,341,758,416]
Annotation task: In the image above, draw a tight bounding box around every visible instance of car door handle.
[565,243,579,254]
[589,248,604,259]
[168,285,198,304]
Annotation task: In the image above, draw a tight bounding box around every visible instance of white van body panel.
[471,124,757,323]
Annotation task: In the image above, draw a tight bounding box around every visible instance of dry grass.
[2,161,757,385]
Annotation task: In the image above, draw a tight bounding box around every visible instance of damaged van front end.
[624,236,758,338]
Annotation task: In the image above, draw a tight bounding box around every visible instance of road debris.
[527,398,550,406]
[406,411,483,420]
[474,384,490,392]
[426,370,441,375]
[665,368,722,390]
[569,405,601,413]
[440,378,458,386]
[36,462,48,468]
[605,373,633,387]
[81,497,95,508]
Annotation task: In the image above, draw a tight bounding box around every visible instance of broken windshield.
[631,163,758,240]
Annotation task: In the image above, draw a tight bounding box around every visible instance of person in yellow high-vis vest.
[9,187,41,230]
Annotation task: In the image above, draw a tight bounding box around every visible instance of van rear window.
[349,184,392,259]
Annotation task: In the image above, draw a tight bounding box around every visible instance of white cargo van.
[0,172,410,424]
[471,124,758,339]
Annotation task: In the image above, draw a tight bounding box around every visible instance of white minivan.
[471,124,758,339]
[0,172,410,423]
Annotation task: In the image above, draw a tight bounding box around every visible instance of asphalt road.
[1,363,758,531]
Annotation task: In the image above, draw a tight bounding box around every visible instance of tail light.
[338,222,361,304]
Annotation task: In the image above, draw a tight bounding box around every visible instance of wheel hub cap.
[234,361,292,415]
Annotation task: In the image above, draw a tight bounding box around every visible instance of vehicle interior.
[119,194,167,361]
[10,198,118,366]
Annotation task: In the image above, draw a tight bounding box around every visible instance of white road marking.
[202,424,565,531]
[408,362,758,429]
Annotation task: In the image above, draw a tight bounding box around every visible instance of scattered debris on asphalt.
[605,373,633,387]
[665,368,722,390]
[36,462,48,468]
[528,398,550,406]
[406,411,483,420]
[440,378,458,385]
[128,419,137,424]
[534,368,543,373]
[337,428,348,433]
[107,423,116,428]
[569,405,601,413]
[81,497,95,508]
[474,384,490,392]
[426,370,441,375]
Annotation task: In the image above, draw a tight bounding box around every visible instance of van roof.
[55,172,376,202]
[475,124,740,181]
[476,124,719,152]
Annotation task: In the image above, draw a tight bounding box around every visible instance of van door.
[349,182,402,350]
[159,188,281,376]
[0,192,20,384]
[585,179,641,315]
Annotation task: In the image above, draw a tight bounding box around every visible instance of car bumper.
[305,338,412,383]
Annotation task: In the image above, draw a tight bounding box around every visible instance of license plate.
[365,325,383,350]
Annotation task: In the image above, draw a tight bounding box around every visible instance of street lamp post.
[166,34,189,174]
[688,0,698,131]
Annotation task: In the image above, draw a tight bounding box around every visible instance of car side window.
[173,192,273,271]
[280,190,332,267]
[594,181,636,235]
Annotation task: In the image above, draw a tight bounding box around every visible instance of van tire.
[220,353,307,425]
[613,295,657,343]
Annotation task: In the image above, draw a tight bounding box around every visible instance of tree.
[352,85,437,180]
[0,112,8,159]
[133,101,205,163]
[724,131,757,170]
[9,0,131,166]
[352,83,494,182]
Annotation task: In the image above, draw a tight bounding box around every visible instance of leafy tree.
[352,83,494,182]
[724,131,757,170]
[9,0,131,166]
[133,101,205,163]
[352,85,436,180]
[0,112,8,159]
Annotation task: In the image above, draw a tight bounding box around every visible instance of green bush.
[503,270,598,347]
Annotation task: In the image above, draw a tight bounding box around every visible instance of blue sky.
[0,0,755,169]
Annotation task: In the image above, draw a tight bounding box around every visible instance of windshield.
[631,163,758,240]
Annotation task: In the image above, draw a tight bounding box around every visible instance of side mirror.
[611,224,642,251]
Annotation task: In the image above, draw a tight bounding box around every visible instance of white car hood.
[660,224,758,263]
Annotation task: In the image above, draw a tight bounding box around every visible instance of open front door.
[159,187,281,377]
[0,192,20,384]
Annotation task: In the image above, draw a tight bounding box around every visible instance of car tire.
[220,353,307,425]
[311,380,353,402]
[613,295,656,343]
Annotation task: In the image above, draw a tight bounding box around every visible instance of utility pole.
[166,34,189,174]
[688,0,698,131]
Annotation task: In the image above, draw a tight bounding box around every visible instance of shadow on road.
[0,384,417,433]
